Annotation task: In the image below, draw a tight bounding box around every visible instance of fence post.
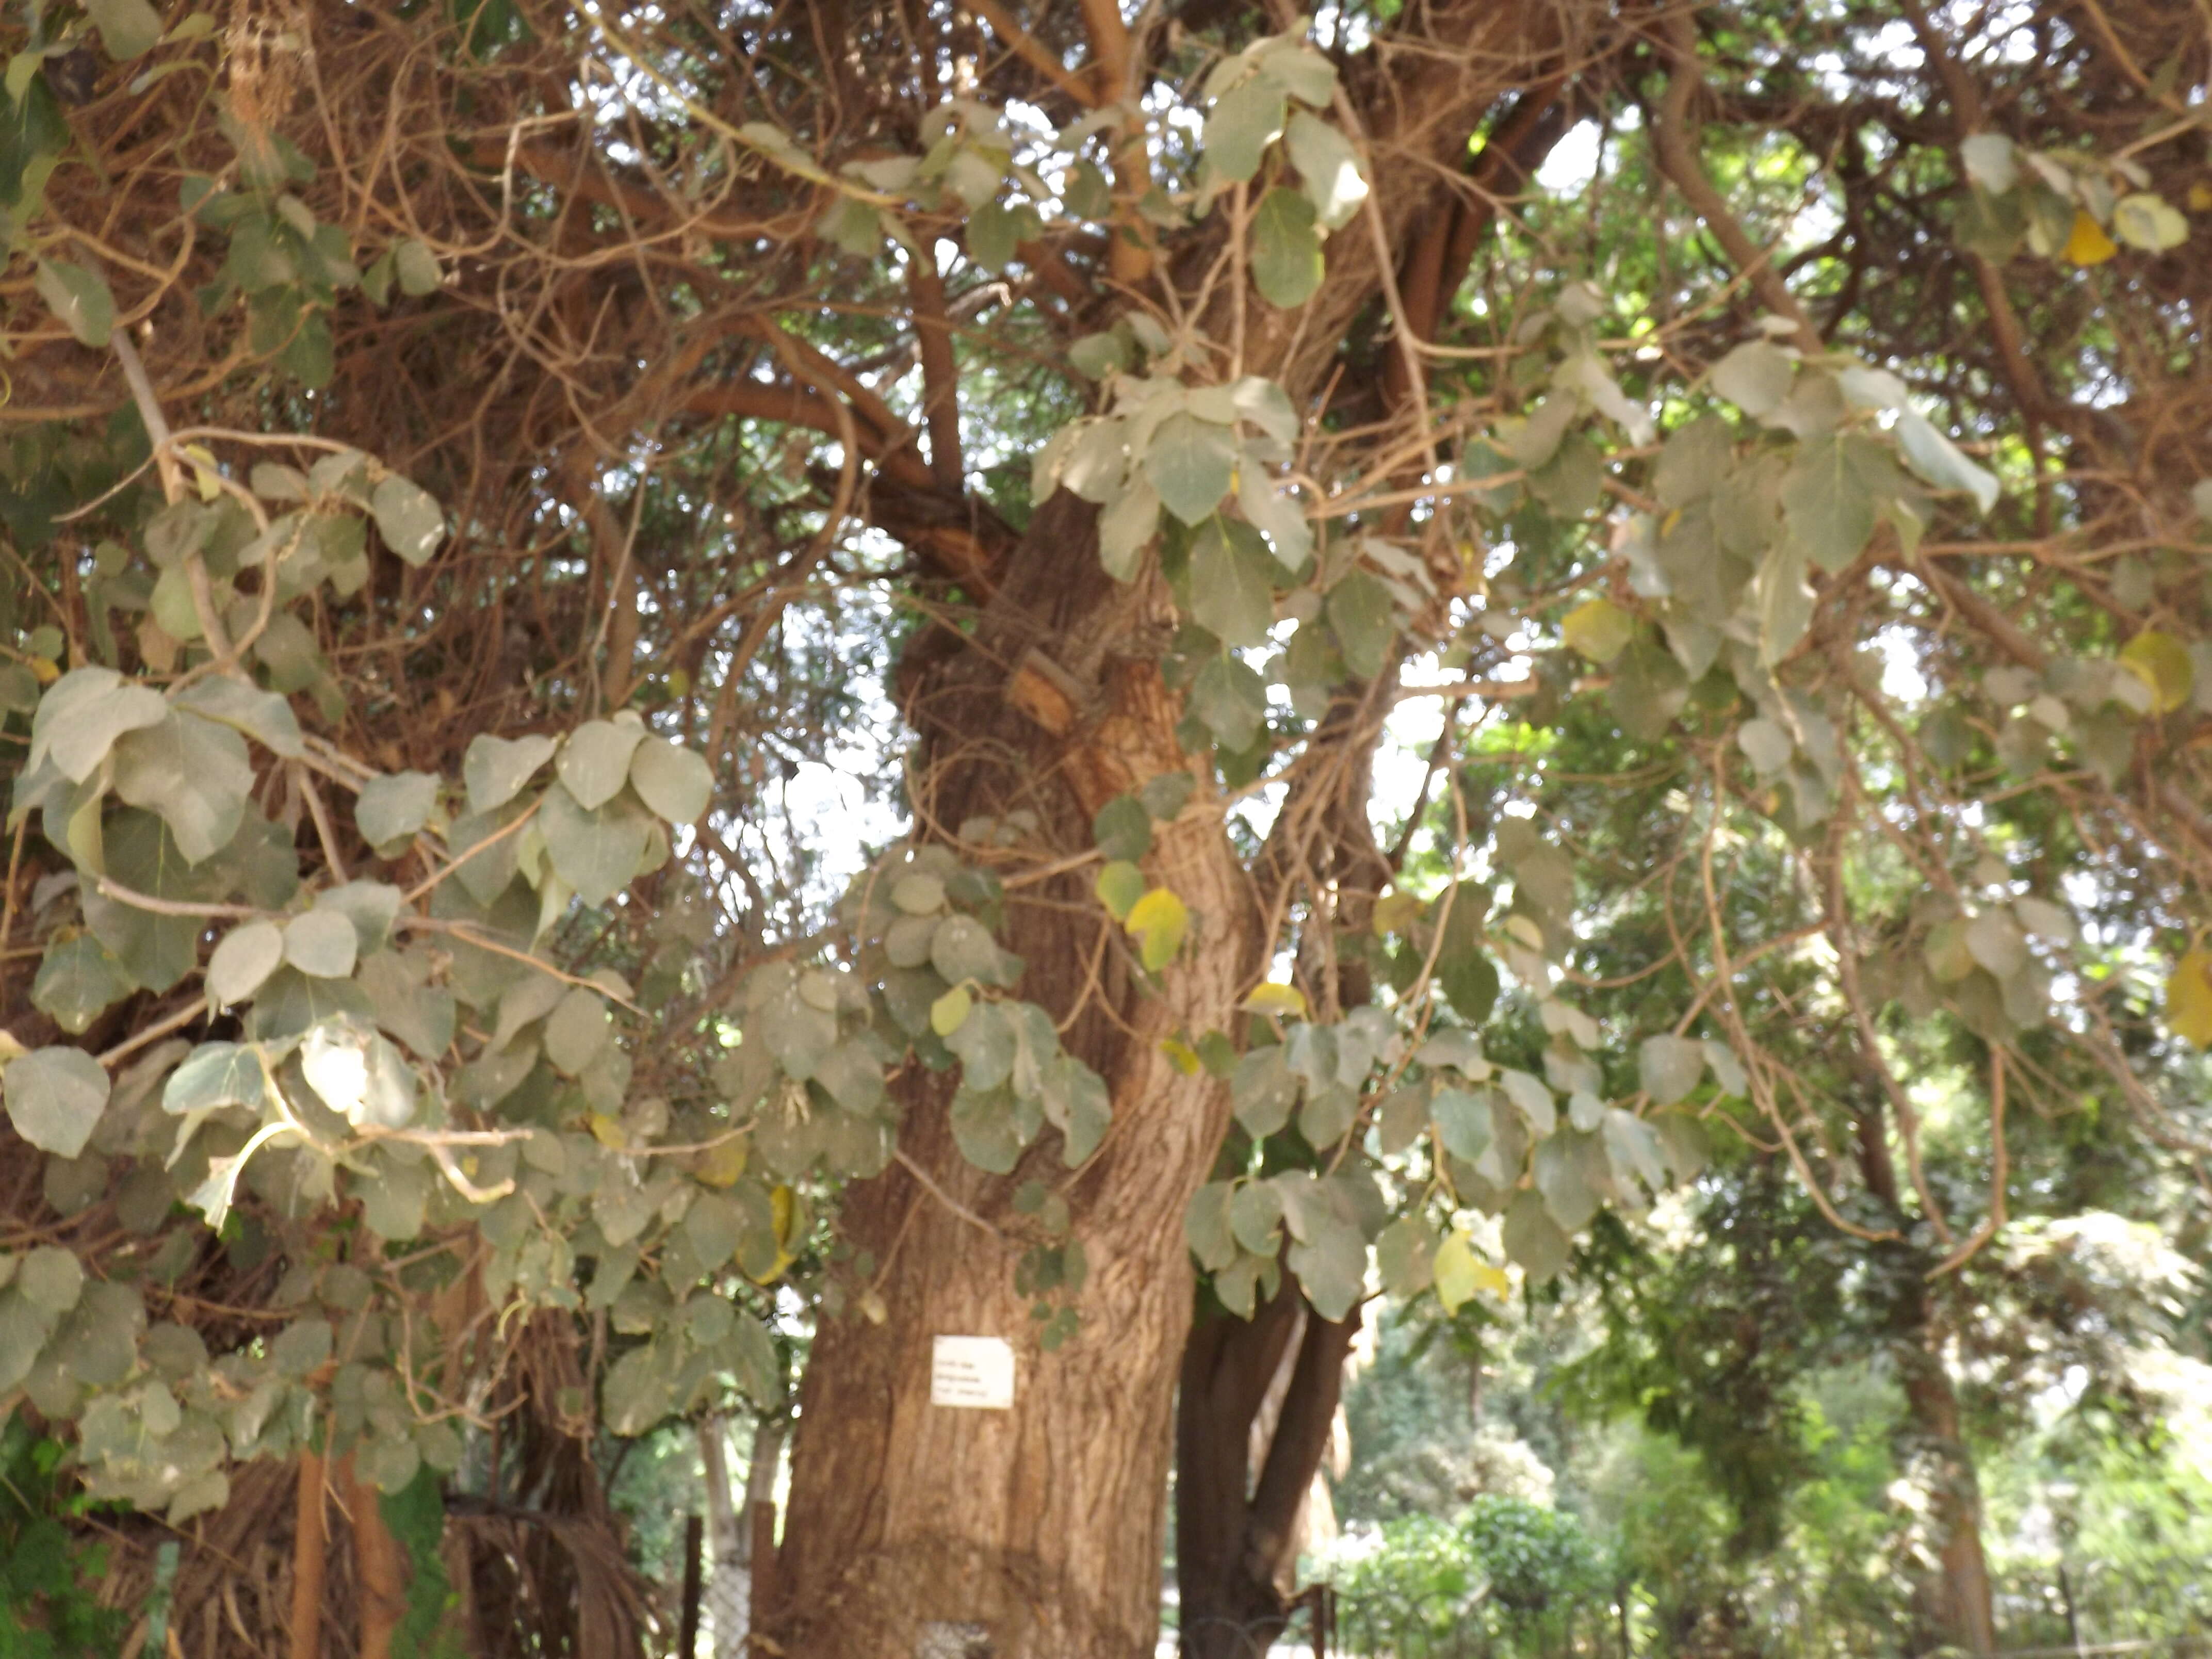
[678,1513,704,1658]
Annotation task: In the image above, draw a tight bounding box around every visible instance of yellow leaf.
[694,1136,748,1188]
[0,1030,25,1064]
[2119,630,2194,714]
[587,1112,627,1149]
[1371,891,1422,937]
[2190,183,2212,213]
[1241,982,1307,1018]
[1434,1229,1477,1314]
[2167,950,2212,1046]
[29,657,58,685]
[2063,210,2118,266]
[1159,1036,1201,1075]
[1125,886,1190,972]
[930,984,974,1035]
[1436,1228,1514,1314]
[1561,596,1635,663]
[746,1183,803,1285]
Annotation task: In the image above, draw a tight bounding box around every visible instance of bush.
[1330,1497,1612,1655]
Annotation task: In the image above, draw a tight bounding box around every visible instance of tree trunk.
[1850,1092,1997,1656]
[1176,1281,1359,1659]
[767,496,1262,1658]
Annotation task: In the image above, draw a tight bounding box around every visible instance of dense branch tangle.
[2,2,2211,1657]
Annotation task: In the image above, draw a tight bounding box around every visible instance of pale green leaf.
[207,920,285,1006]
[629,737,714,825]
[557,720,647,811]
[355,772,438,849]
[35,261,116,347]
[369,475,446,566]
[463,732,556,815]
[1145,412,1237,526]
[1283,111,1368,231]
[1250,187,1322,308]
[1188,517,1275,648]
[3,1047,111,1159]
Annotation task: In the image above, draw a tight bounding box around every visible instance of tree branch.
[1650,9,1821,354]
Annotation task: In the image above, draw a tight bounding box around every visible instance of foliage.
[0,0,2209,1649]
[1329,1498,1610,1654]
[0,1421,125,1659]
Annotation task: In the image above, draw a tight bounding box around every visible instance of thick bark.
[767,494,1264,1658]
[1176,1283,1359,1659]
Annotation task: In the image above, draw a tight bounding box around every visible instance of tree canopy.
[1,0,2209,1654]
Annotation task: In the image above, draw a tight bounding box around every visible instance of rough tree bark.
[1176,1280,1359,1659]
[767,496,1264,1657]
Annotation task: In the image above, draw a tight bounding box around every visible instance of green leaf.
[35,260,116,347]
[1501,1189,1571,1281]
[356,772,438,849]
[1959,133,2017,194]
[1376,1216,1436,1297]
[1251,187,1322,308]
[1710,339,1796,418]
[285,911,360,980]
[29,666,168,782]
[1184,1181,1238,1272]
[358,950,457,1062]
[110,709,253,865]
[1203,77,1287,183]
[85,0,165,57]
[394,238,441,296]
[31,936,132,1034]
[1231,1045,1299,1138]
[176,678,304,757]
[1145,412,1238,526]
[1037,1054,1110,1164]
[370,475,446,566]
[1190,655,1267,751]
[629,737,714,824]
[207,919,285,1005]
[1639,1034,1706,1105]
[1098,477,1162,581]
[19,1246,85,1315]
[892,873,946,914]
[1093,795,1152,862]
[4,1047,111,1159]
[1894,411,1999,513]
[966,200,1021,273]
[1499,1067,1556,1137]
[1094,860,1145,921]
[557,720,647,811]
[463,733,556,815]
[931,915,1018,988]
[1283,111,1368,231]
[946,1000,1015,1090]
[1326,571,1394,679]
[86,813,215,993]
[1432,1086,1493,1164]
[540,783,650,908]
[543,987,611,1076]
[1188,517,1275,648]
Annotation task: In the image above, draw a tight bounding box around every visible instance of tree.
[3,2,2211,1657]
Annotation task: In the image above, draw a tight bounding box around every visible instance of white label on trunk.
[930,1335,1015,1409]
